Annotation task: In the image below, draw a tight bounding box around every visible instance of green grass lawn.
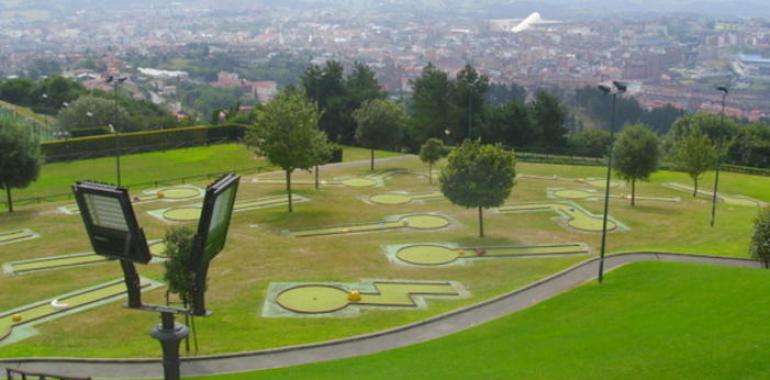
[3,144,401,208]
[200,262,770,380]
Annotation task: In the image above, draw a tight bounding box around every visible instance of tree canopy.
[419,138,445,184]
[440,140,516,237]
[530,91,568,153]
[0,115,43,212]
[163,226,197,306]
[671,128,717,196]
[353,99,406,170]
[613,124,660,206]
[750,209,770,268]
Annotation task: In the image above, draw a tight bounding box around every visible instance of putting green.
[498,202,620,233]
[275,281,460,315]
[550,188,680,203]
[60,186,203,215]
[5,241,168,275]
[0,278,156,343]
[664,182,765,207]
[395,243,590,266]
[584,178,623,188]
[553,189,594,199]
[156,195,308,223]
[291,214,450,237]
[340,178,378,188]
[0,229,37,245]
[369,191,444,205]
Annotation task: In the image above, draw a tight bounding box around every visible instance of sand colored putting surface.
[395,243,590,266]
[549,188,680,203]
[153,195,309,223]
[4,241,167,275]
[369,191,444,205]
[274,281,461,315]
[498,202,624,233]
[290,214,450,237]
[0,229,38,245]
[664,182,766,207]
[0,278,158,343]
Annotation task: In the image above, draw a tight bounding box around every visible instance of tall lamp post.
[710,86,729,227]
[106,76,127,186]
[597,81,626,284]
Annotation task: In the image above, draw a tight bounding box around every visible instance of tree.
[0,115,43,213]
[302,61,348,143]
[353,99,407,171]
[419,138,445,184]
[672,128,717,197]
[453,64,490,140]
[750,208,770,268]
[163,226,197,307]
[246,89,328,212]
[440,140,516,238]
[613,124,660,206]
[568,129,612,157]
[56,95,130,132]
[486,82,526,106]
[409,63,458,146]
[530,91,568,153]
[480,101,536,148]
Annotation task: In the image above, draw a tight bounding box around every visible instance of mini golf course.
[498,202,625,233]
[149,194,310,223]
[59,185,204,215]
[269,280,462,316]
[663,182,767,207]
[0,229,38,246]
[547,188,680,203]
[290,213,451,237]
[369,191,444,205]
[390,243,590,266]
[252,169,409,189]
[518,174,624,189]
[3,241,167,275]
[0,278,160,344]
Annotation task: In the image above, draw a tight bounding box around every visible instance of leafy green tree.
[302,61,348,143]
[353,99,407,171]
[613,124,660,206]
[409,63,458,146]
[672,128,717,197]
[246,89,328,212]
[568,129,612,157]
[56,95,130,132]
[0,115,43,213]
[0,78,35,105]
[750,208,770,268]
[419,138,445,184]
[440,140,516,238]
[480,101,536,148]
[453,64,490,140]
[530,91,568,152]
[486,82,527,106]
[163,226,197,306]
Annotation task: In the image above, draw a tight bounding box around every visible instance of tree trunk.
[631,178,636,207]
[478,207,484,238]
[314,165,320,190]
[428,163,433,185]
[370,149,375,171]
[693,177,698,197]
[286,170,293,213]
[5,186,12,213]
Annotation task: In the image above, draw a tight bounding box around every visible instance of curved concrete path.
[0,252,762,378]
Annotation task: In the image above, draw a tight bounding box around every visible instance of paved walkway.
[0,252,761,378]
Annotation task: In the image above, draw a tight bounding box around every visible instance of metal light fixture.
[711,86,729,227]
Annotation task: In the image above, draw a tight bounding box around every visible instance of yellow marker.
[348,290,362,302]
[11,314,22,322]
[157,191,165,199]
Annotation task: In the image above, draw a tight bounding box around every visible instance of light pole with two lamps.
[710,86,729,227]
[106,76,127,186]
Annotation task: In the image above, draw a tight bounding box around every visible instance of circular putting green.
[162,207,201,222]
[401,215,450,229]
[158,187,200,200]
[553,189,593,199]
[149,241,167,257]
[341,178,377,188]
[276,285,350,314]
[396,245,461,266]
[370,194,411,205]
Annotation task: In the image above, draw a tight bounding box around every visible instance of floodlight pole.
[598,82,625,284]
[120,260,143,308]
[151,311,189,380]
[107,76,126,186]
[710,87,729,228]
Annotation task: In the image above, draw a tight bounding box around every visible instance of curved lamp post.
[106,76,127,186]
[710,86,729,227]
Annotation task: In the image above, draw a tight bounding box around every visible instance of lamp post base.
[151,311,189,380]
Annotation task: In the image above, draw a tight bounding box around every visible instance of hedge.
[42,124,247,162]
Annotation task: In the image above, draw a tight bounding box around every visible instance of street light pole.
[597,81,626,284]
[710,87,729,228]
[106,76,127,186]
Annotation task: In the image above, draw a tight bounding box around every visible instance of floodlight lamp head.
[717,86,729,95]
[118,77,128,83]
[105,75,114,83]
[598,84,612,94]
[612,81,628,93]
